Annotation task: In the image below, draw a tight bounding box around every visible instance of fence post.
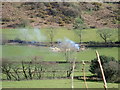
[96,51,107,90]
[71,60,76,89]
[82,60,88,90]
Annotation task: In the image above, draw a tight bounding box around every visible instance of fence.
[1,60,90,81]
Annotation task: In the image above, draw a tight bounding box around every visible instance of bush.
[46,8,57,16]
[73,17,87,29]
[89,55,120,83]
[61,7,79,18]
[2,18,10,22]
[92,2,102,11]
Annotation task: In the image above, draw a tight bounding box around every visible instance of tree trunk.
[28,63,32,80]
[67,68,72,77]
[22,61,28,80]
[104,39,107,44]
[79,34,82,44]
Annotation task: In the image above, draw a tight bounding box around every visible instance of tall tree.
[97,28,116,44]
[46,26,57,46]
[75,29,82,44]
[73,17,86,44]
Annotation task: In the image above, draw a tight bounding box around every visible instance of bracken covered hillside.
[2,2,119,29]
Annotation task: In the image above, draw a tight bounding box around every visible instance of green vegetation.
[1,27,118,42]
[2,60,90,80]
[1,2,119,88]
[2,45,64,61]
[73,17,87,43]
[45,26,57,46]
[90,55,120,82]
[73,17,85,29]
[2,79,118,88]
[2,45,119,61]
[97,28,117,43]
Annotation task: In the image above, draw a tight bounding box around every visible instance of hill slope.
[2,2,119,29]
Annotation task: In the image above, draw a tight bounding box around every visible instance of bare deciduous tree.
[10,64,20,81]
[46,26,57,46]
[74,29,83,44]
[97,28,115,44]
[22,61,28,80]
[73,17,86,44]
[2,58,12,80]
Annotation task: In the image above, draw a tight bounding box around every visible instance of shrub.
[89,55,120,83]
[2,18,10,22]
[46,8,57,16]
[14,37,21,41]
[61,7,79,18]
[92,2,102,11]
[73,17,87,29]
[36,13,45,18]
[62,17,72,24]
[30,19,35,23]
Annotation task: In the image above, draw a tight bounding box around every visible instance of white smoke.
[59,38,80,50]
[19,27,46,41]
[34,28,46,41]
[50,38,80,52]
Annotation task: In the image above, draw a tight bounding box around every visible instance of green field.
[1,27,119,88]
[2,79,118,88]
[1,27,118,42]
[2,45,119,61]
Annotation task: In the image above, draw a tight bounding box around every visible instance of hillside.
[2,2,119,29]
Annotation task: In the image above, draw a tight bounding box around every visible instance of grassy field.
[1,27,119,88]
[1,27,118,42]
[1,61,91,80]
[2,79,118,88]
[1,45,119,61]
[0,28,119,88]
